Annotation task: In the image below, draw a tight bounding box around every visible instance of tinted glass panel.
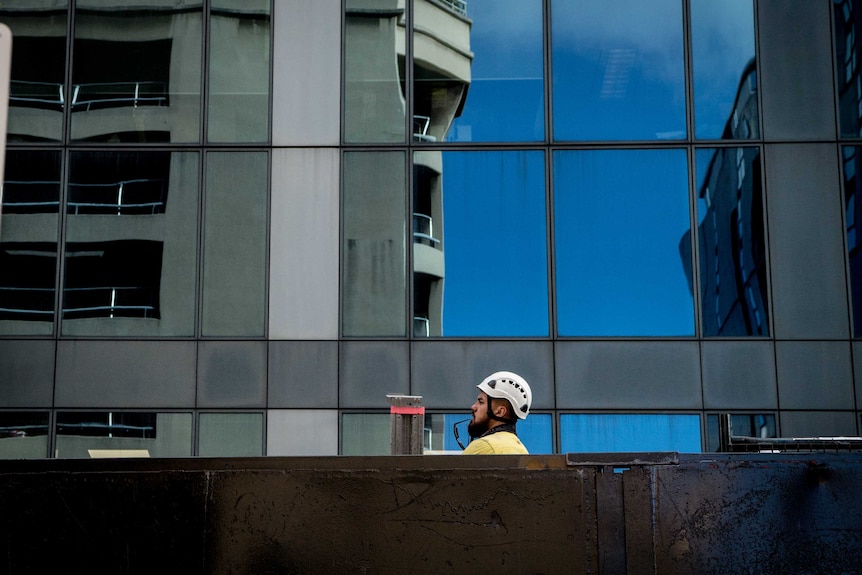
[414,150,548,337]
[836,0,862,138]
[62,151,199,336]
[1,3,68,142]
[554,149,693,336]
[444,413,553,454]
[0,151,61,335]
[198,412,263,456]
[706,413,776,452]
[691,0,758,140]
[691,147,768,336]
[208,0,271,142]
[71,0,202,143]
[341,413,389,455]
[0,412,49,459]
[560,413,702,452]
[844,146,862,336]
[551,0,685,141]
[343,152,407,337]
[416,0,543,143]
[344,0,406,143]
[55,411,192,458]
[202,152,268,336]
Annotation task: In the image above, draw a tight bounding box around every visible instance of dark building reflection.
[842,145,862,334]
[681,59,768,337]
[835,0,862,137]
[0,151,61,329]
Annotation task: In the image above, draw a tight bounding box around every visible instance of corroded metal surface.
[0,454,859,574]
[655,455,862,574]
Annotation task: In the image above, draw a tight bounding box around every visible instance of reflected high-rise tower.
[681,59,768,337]
[343,0,472,337]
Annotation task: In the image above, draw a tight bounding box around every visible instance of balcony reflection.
[0,151,61,334]
[71,2,202,143]
[62,151,199,336]
[1,6,68,142]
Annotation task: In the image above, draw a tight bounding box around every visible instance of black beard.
[467,419,490,439]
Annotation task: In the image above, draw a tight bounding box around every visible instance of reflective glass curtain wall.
[340,0,768,454]
[0,0,271,457]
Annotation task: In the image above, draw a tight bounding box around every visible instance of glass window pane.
[0,412,49,459]
[199,412,263,457]
[1,2,68,142]
[554,149,693,336]
[415,0,544,143]
[560,413,702,453]
[844,145,862,336]
[202,152,268,336]
[208,0,271,142]
[414,150,548,337]
[691,0,758,140]
[551,0,686,141]
[344,0,406,143]
[343,152,407,337]
[341,413,389,455]
[836,0,862,137]
[442,413,553,454]
[706,413,776,452]
[692,147,768,336]
[62,151,199,337]
[0,151,61,336]
[71,0,202,143]
[55,412,192,458]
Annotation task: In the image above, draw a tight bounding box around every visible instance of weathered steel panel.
[0,470,208,574]
[0,454,860,574]
[654,455,862,574]
[205,465,593,573]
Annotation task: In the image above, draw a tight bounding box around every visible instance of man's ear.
[492,399,509,419]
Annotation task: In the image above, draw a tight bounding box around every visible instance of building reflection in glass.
[437,0,544,143]
[0,412,49,459]
[836,0,862,137]
[706,413,776,452]
[1,1,69,142]
[62,151,199,337]
[690,0,758,140]
[71,0,203,143]
[843,146,862,335]
[343,0,408,143]
[54,411,193,458]
[686,146,768,337]
[208,0,271,143]
[0,151,62,335]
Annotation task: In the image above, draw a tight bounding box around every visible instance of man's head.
[468,371,532,438]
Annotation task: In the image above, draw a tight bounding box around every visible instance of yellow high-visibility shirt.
[462,431,528,455]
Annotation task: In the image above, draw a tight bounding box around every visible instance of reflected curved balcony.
[413,213,444,280]
[413,212,440,247]
[71,81,169,112]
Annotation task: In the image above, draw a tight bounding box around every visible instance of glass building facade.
[0,0,859,458]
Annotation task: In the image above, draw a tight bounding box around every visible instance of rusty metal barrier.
[0,452,860,573]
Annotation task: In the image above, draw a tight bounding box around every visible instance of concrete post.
[386,394,424,454]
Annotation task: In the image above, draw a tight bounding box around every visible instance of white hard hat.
[477,371,532,420]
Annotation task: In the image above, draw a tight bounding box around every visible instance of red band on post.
[390,406,425,415]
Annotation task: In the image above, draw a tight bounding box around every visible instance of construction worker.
[461,371,532,455]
